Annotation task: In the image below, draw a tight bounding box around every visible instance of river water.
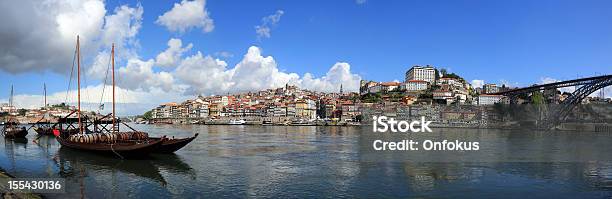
[1,124,612,198]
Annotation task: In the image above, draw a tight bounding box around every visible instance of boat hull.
[34,127,54,135]
[56,136,164,158]
[3,128,28,139]
[150,133,198,153]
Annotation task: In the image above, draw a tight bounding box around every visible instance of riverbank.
[0,167,42,199]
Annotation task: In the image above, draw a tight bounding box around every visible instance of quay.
[0,167,42,199]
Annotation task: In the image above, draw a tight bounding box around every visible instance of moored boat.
[34,127,54,135]
[55,37,167,158]
[2,85,28,139]
[229,119,246,125]
[3,121,28,139]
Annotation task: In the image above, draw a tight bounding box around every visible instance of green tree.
[17,108,27,116]
[440,68,448,76]
[531,91,545,105]
[143,110,153,120]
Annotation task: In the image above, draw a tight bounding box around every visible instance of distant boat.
[34,83,54,136]
[2,85,28,139]
[290,119,311,126]
[228,119,246,125]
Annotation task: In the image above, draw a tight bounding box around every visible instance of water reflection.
[54,147,167,186]
[0,125,611,198]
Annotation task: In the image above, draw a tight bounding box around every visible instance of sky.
[1,0,611,115]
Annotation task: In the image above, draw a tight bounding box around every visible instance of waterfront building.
[209,103,222,117]
[405,65,436,84]
[340,101,360,120]
[475,94,503,105]
[152,102,176,119]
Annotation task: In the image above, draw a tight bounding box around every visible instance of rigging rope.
[65,46,77,104]
[99,52,112,113]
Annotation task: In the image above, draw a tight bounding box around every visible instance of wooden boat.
[3,121,28,139]
[32,120,53,135]
[2,86,28,139]
[34,127,53,135]
[33,84,53,136]
[56,132,165,158]
[55,37,165,158]
[150,133,199,153]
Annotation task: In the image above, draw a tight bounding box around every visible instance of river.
[1,125,611,198]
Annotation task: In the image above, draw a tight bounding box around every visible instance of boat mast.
[44,83,47,108]
[112,43,116,132]
[9,85,13,109]
[77,35,82,134]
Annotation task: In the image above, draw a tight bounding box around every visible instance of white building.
[368,82,401,93]
[475,95,503,105]
[405,65,436,84]
[405,80,428,91]
[433,90,454,101]
[436,78,464,89]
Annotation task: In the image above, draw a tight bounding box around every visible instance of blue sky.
[1,0,611,114]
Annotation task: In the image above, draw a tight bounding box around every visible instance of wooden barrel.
[94,133,100,143]
[100,133,108,142]
[84,134,91,143]
[131,132,149,140]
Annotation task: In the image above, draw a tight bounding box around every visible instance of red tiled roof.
[380,82,401,86]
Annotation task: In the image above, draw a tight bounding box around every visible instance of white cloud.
[87,51,111,79]
[0,0,143,75]
[356,0,367,5]
[255,10,284,39]
[0,0,103,73]
[300,62,361,92]
[156,0,214,34]
[155,38,193,67]
[175,46,361,95]
[175,51,233,94]
[101,4,143,59]
[471,80,484,88]
[255,26,271,39]
[117,58,183,92]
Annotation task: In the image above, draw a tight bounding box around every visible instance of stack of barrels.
[131,131,149,140]
[69,133,119,143]
[68,131,149,143]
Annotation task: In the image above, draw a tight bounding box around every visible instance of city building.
[405,65,436,84]
[475,94,503,105]
[405,80,428,91]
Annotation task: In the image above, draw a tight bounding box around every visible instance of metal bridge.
[490,74,612,129]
